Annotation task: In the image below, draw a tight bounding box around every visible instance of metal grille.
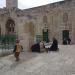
[0,34,17,56]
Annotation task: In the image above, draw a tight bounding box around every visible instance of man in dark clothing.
[67,38,71,45]
[31,43,40,53]
[49,38,58,51]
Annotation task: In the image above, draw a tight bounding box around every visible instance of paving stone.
[0,45,75,75]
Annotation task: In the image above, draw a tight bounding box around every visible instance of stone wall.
[0,0,75,51]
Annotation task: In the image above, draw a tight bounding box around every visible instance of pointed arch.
[6,19,15,34]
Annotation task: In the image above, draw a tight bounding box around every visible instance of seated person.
[31,43,40,53]
[49,38,59,51]
[40,42,45,52]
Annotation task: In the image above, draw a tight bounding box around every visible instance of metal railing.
[0,34,17,56]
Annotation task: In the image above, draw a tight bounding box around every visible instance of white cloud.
[0,0,6,8]
[0,0,64,9]
[18,0,64,9]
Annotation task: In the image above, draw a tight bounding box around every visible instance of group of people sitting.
[13,38,58,61]
[13,37,71,61]
[31,37,59,53]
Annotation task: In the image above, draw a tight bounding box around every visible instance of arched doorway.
[43,15,49,43]
[24,22,35,51]
[6,19,15,34]
[4,19,16,48]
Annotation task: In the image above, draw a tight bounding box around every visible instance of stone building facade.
[0,0,75,51]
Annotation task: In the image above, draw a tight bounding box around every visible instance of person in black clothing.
[31,43,40,53]
[67,38,71,45]
[49,38,59,51]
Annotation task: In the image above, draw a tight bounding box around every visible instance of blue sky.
[0,0,63,9]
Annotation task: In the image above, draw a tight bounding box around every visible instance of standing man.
[13,40,23,61]
[67,38,71,45]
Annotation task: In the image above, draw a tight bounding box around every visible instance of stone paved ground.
[0,45,75,75]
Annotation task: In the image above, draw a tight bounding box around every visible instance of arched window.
[63,13,68,23]
[43,15,47,23]
[6,19,15,34]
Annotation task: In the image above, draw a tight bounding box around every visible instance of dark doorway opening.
[43,29,49,43]
[62,30,69,44]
